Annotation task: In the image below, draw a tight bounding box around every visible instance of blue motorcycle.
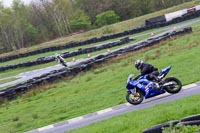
[126,66,182,105]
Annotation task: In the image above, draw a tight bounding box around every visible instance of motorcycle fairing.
[158,66,172,79]
[127,75,165,99]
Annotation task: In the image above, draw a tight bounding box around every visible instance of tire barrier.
[0,5,199,63]
[0,27,192,101]
[0,30,140,63]
[0,37,134,72]
[181,114,200,122]
[142,120,179,133]
[142,114,200,133]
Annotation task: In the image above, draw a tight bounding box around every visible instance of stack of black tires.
[143,114,200,133]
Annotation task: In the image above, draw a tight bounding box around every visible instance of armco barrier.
[0,37,134,72]
[0,27,192,101]
[0,7,199,63]
[142,114,200,133]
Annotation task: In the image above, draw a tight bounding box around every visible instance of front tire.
[61,62,67,67]
[164,77,182,94]
[63,63,68,67]
[126,89,144,105]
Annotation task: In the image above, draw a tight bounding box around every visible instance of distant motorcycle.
[55,55,68,67]
[59,60,68,67]
[126,66,182,105]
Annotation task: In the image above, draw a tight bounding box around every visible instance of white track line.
[38,125,54,132]
[97,108,113,115]
[68,116,84,123]
[182,83,197,89]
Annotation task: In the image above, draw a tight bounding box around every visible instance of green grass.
[0,0,199,58]
[69,95,200,133]
[0,77,19,85]
[0,77,20,91]
[163,124,200,133]
[0,61,57,79]
[0,23,200,133]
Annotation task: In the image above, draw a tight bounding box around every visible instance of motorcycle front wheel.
[63,63,68,67]
[61,62,67,67]
[163,77,182,94]
[126,90,144,105]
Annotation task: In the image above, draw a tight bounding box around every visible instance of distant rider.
[54,53,67,67]
[134,60,160,88]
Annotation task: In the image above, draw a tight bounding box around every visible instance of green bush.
[95,10,120,27]
[70,10,91,31]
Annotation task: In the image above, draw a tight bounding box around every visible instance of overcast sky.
[1,0,32,7]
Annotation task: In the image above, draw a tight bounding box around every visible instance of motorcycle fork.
[130,87,137,96]
[134,88,136,93]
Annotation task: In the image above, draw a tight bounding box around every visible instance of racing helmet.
[135,60,143,70]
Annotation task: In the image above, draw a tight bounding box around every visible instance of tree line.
[0,0,193,53]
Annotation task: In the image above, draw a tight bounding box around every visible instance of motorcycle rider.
[54,53,67,67]
[134,60,160,89]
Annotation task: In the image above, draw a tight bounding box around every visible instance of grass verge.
[0,77,19,85]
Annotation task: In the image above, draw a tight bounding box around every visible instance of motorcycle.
[55,56,68,67]
[126,66,182,105]
[60,60,68,67]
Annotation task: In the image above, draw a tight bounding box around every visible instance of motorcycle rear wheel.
[164,77,182,93]
[126,90,144,105]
